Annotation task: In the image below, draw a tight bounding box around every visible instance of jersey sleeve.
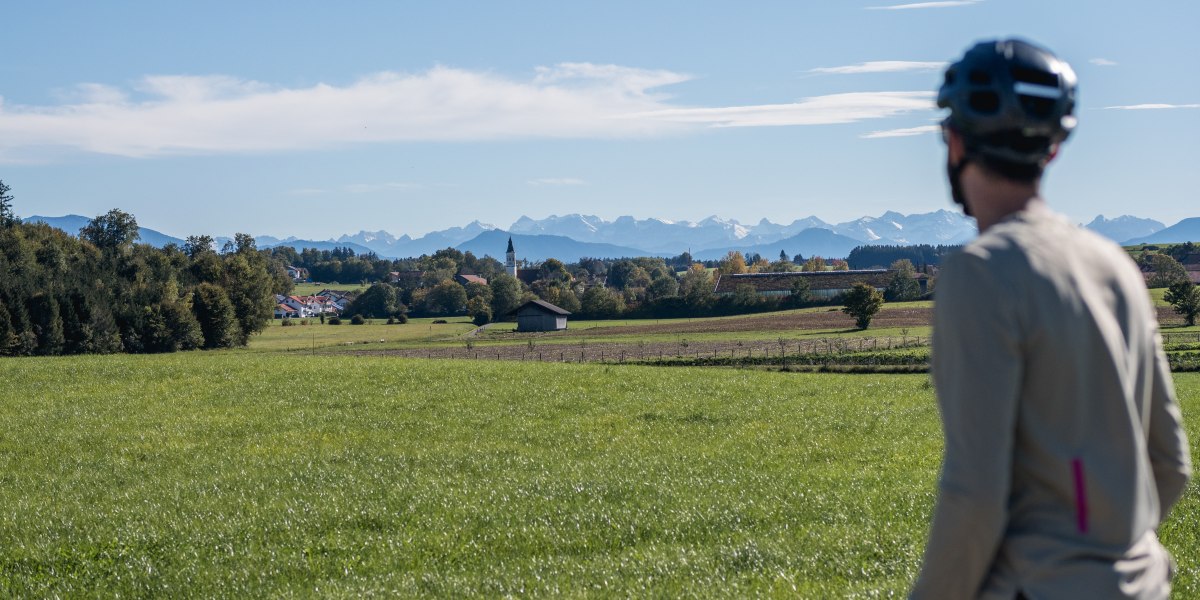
[1146,329,1192,517]
[911,252,1023,599]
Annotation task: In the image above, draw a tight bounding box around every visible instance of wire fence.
[360,335,931,365]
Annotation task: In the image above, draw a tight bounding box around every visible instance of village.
[270,237,1200,338]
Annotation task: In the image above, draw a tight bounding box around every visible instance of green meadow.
[1,354,1197,597]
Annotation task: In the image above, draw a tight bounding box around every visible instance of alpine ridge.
[23,210,1187,261]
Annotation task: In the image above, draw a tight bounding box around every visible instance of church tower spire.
[505,237,517,277]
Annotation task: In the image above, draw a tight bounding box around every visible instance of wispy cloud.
[860,124,940,139]
[866,0,981,9]
[631,92,935,128]
[0,64,693,161]
[0,64,936,161]
[343,182,423,193]
[809,61,945,75]
[1103,103,1200,110]
[288,182,423,195]
[528,178,587,186]
[1089,58,1118,67]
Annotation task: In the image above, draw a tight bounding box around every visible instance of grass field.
[249,296,1196,366]
[1,355,1197,597]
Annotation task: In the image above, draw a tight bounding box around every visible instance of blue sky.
[2,1,1197,240]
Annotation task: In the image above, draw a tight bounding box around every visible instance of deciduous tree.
[680,263,713,308]
[80,209,139,252]
[489,273,524,319]
[580,285,625,318]
[718,251,748,275]
[350,283,404,318]
[801,256,827,272]
[842,282,884,330]
[885,259,922,302]
[1165,281,1200,326]
[425,279,468,315]
[1147,253,1189,288]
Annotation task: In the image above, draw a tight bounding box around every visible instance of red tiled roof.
[457,274,488,285]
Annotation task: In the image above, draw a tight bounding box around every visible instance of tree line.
[0,183,288,356]
[846,244,962,270]
[337,247,927,328]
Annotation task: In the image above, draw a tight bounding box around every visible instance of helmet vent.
[1019,95,1056,118]
[968,69,992,85]
[1011,66,1059,88]
[969,91,1000,114]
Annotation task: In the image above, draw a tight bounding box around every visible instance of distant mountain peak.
[1084,214,1165,243]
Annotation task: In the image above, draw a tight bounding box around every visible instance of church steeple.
[505,237,517,277]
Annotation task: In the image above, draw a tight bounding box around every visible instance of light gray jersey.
[912,202,1191,600]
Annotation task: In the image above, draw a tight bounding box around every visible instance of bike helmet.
[938,38,1077,165]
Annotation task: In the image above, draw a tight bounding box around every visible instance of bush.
[841,282,884,330]
[351,314,366,325]
[280,318,295,327]
[432,319,448,324]
[395,313,408,324]
[327,316,342,325]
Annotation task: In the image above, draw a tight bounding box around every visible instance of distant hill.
[455,230,650,262]
[694,228,863,261]
[1124,217,1200,245]
[24,215,185,248]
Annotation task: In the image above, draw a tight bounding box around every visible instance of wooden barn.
[509,299,570,332]
[713,270,900,299]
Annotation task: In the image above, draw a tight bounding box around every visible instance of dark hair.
[975,153,1044,184]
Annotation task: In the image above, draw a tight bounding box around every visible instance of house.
[311,295,344,314]
[455,274,488,286]
[276,295,316,318]
[276,294,341,317]
[274,303,300,319]
[509,299,570,332]
[713,270,894,299]
[285,265,307,282]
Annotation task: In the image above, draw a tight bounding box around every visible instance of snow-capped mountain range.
[335,210,984,259]
[25,211,1187,262]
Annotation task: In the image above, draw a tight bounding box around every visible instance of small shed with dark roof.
[509,299,571,332]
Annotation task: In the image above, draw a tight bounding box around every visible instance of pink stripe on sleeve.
[1072,458,1089,534]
